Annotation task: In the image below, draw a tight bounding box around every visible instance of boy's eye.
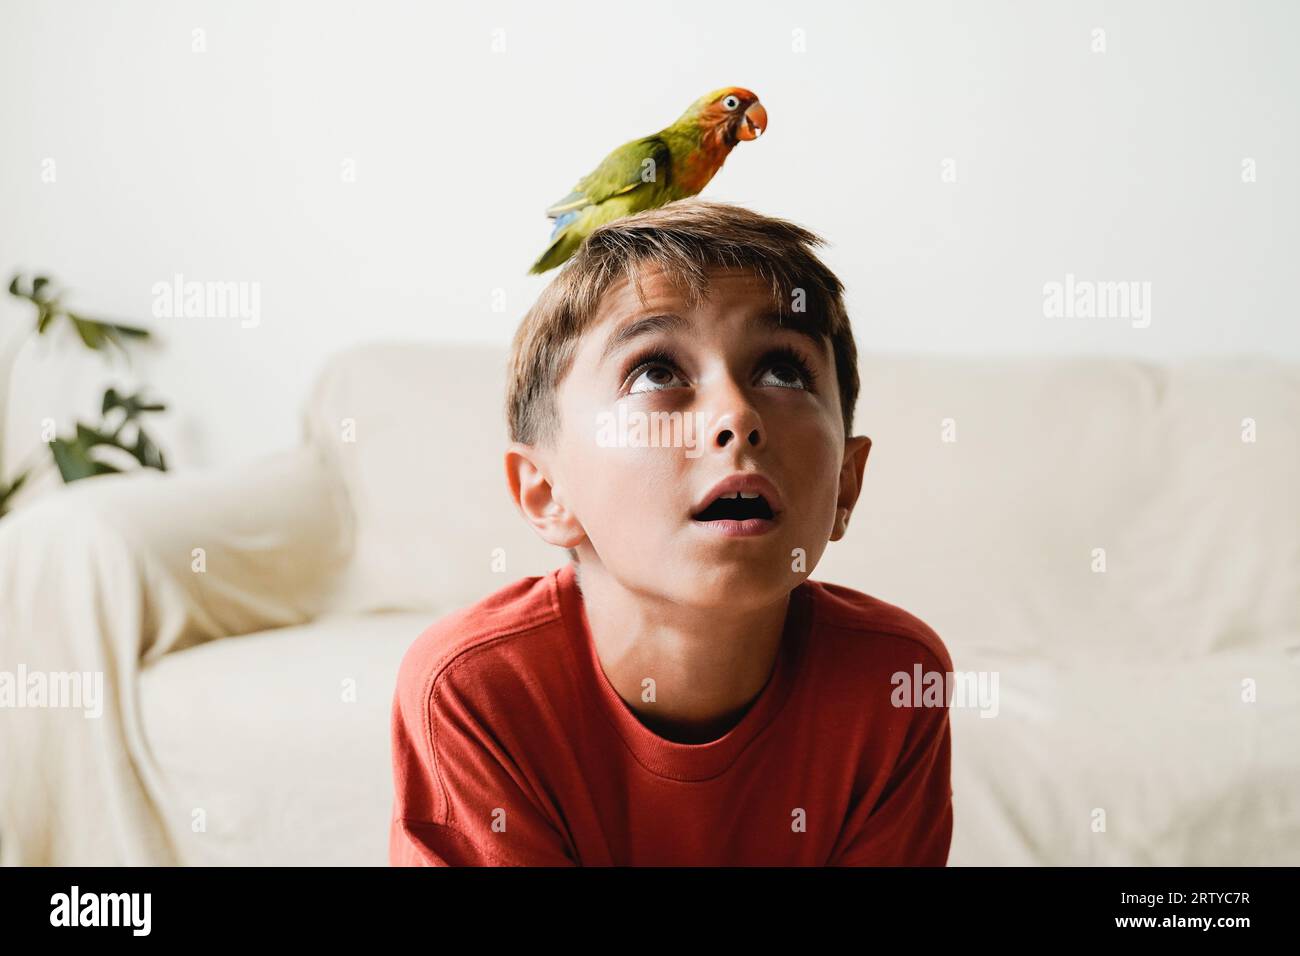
[757,346,818,390]
[628,360,687,394]
[758,361,812,390]
[622,345,819,395]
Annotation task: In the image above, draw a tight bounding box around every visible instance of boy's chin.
[663,556,802,606]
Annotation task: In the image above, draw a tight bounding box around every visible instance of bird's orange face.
[699,87,768,144]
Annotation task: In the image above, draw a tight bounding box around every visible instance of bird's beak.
[737,101,767,141]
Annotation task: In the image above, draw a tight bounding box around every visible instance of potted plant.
[0,273,169,517]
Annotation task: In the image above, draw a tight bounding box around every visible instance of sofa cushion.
[304,342,566,617]
[948,645,1300,865]
[818,354,1300,659]
[138,610,429,866]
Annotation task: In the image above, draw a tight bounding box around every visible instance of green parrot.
[529,87,768,274]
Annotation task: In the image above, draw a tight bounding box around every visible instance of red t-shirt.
[389,561,954,866]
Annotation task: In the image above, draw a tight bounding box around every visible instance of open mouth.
[692,491,775,523]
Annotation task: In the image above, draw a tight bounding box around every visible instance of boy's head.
[505,198,871,608]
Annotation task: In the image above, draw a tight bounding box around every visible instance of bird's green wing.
[545,136,671,217]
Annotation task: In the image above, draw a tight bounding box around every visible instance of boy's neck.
[571,558,793,745]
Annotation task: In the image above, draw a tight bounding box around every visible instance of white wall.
[1,0,1296,472]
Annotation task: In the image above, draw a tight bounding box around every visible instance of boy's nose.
[698,370,767,451]
[708,404,765,451]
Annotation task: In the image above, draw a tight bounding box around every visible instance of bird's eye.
[721,94,741,111]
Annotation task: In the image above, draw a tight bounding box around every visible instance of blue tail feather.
[550,210,579,238]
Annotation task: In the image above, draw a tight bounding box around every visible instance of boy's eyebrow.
[599,313,689,365]
[598,310,825,366]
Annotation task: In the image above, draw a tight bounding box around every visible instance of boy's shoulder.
[395,571,567,707]
[802,577,954,676]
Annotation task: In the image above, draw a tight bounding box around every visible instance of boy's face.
[510,264,871,608]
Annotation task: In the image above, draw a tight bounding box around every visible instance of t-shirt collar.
[552,561,812,782]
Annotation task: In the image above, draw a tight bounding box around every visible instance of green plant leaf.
[6,274,172,490]
[130,430,164,470]
[103,387,167,420]
[50,437,120,482]
[107,321,150,339]
[75,422,109,445]
[0,469,31,517]
[70,316,109,350]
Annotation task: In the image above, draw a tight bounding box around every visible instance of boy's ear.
[830,435,872,542]
[504,441,587,550]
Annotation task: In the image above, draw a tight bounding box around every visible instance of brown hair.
[509,195,863,447]
[505,198,861,562]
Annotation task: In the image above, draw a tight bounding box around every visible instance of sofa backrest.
[305,341,1299,662]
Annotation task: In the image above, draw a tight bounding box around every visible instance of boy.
[389,198,954,866]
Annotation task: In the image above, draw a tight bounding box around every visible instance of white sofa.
[2,342,1298,866]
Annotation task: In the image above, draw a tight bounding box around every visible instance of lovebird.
[529,87,768,274]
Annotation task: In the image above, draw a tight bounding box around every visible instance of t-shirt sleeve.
[827,650,954,867]
[388,647,577,867]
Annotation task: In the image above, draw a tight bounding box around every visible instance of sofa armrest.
[0,443,354,864]
[0,442,355,664]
